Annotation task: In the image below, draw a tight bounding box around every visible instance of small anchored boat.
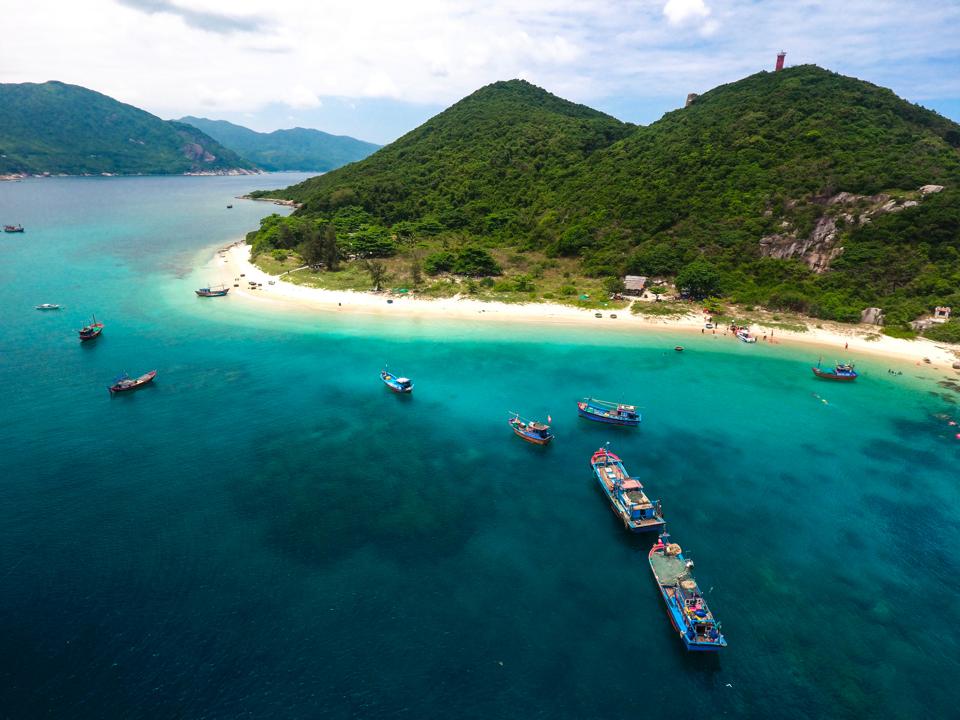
[812,358,857,381]
[577,397,640,426]
[4,224,24,233]
[590,447,665,532]
[35,303,61,310]
[509,413,553,445]
[735,327,756,343]
[649,533,726,651]
[195,284,230,297]
[380,369,413,393]
[109,370,157,393]
[78,315,104,341]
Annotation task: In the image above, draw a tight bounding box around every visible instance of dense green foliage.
[180,117,379,172]
[255,79,632,232]
[252,68,960,331]
[0,82,256,175]
[924,320,960,343]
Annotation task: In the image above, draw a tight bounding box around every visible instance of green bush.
[924,320,960,343]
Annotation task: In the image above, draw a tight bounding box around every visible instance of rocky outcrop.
[759,185,944,272]
[861,307,884,325]
[759,215,842,272]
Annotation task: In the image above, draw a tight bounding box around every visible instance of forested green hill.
[250,67,960,329]
[0,81,256,175]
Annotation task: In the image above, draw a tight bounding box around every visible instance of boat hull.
[812,367,857,381]
[577,406,640,427]
[109,371,157,393]
[510,422,552,445]
[79,326,103,341]
[380,372,413,393]
[195,290,229,297]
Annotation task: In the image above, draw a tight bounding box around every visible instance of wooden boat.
[195,284,230,297]
[380,369,413,393]
[812,359,857,381]
[4,224,24,233]
[35,303,61,310]
[674,346,684,352]
[590,447,665,532]
[649,533,726,651]
[78,315,103,341]
[509,413,553,445]
[109,370,157,393]
[226,204,233,209]
[577,397,640,426]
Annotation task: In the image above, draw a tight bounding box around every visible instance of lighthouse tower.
[775,51,786,72]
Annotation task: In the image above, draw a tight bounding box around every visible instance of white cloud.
[663,0,711,26]
[0,0,957,134]
[286,85,322,109]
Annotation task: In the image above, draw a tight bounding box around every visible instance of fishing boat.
[195,284,230,297]
[649,533,726,651]
[812,358,857,381]
[380,369,413,393]
[35,303,61,310]
[78,315,104,341]
[735,328,757,343]
[509,413,553,445]
[590,447,665,532]
[4,224,24,233]
[109,370,157,393]
[577,398,640,426]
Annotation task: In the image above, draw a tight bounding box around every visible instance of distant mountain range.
[179,117,380,172]
[0,81,256,175]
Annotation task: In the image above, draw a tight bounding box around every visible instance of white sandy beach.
[204,243,960,372]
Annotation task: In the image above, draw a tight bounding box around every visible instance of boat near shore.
[35,303,61,310]
[649,533,726,651]
[509,413,553,445]
[590,447,665,532]
[4,224,24,233]
[577,398,640,426]
[109,370,157,393]
[196,284,229,297]
[812,359,858,381]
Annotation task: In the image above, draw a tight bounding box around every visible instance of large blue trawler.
[577,398,640,426]
[590,447,665,532]
[648,532,726,651]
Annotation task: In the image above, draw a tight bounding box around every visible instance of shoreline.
[203,243,960,372]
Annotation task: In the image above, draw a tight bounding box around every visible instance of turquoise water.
[1,176,959,719]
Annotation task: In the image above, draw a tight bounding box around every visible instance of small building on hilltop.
[623,275,647,296]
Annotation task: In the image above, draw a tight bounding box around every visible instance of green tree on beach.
[322,225,340,271]
[363,259,389,291]
[676,259,722,299]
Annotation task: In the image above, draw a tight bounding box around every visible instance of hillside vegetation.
[0,81,256,175]
[249,67,960,331]
[180,117,379,171]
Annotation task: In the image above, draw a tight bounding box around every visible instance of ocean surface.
[1,175,958,720]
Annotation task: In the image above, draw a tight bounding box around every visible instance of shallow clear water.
[1,176,958,719]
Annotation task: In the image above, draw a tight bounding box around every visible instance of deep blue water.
[1,176,959,719]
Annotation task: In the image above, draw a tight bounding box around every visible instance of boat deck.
[650,551,688,586]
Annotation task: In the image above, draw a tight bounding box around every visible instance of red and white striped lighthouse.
[775,51,786,71]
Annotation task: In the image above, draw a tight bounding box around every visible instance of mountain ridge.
[178,116,380,172]
[0,81,256,175]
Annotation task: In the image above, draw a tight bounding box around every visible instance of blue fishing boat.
[577,398,640,426]
[380,369,413,393]
[509,413,553,445]
[195,284,229,297]
[812,358,857,381]
[590,447,664,532]
[649,532,726,652]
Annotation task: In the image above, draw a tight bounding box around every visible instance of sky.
[2,0,959,144]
